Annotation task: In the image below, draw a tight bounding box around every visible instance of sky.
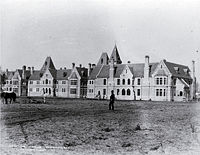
[1,0,200,82]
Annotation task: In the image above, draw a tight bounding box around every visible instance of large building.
[87,45,194,101]
[28,57,88,98]
[2,67,32,96]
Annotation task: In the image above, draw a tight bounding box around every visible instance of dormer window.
[174,67,179,73]
[183,68,188,74]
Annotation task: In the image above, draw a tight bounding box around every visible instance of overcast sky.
[1,0,200,82]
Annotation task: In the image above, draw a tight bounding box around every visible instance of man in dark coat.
[109,90,115,110]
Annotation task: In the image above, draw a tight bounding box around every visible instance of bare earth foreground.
[1,98,200,155]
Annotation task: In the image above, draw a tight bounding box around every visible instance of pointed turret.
[41,57,56,71]
[97,52,109,65]
[109,44,122,64]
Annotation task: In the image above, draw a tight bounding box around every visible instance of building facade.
[2,67,32,96]
[28,57,88,98]
[87,45,194,101]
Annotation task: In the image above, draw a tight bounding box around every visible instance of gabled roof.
[163,60,192,79]
[41,57,56,71]
[89,62,159,79]
[12,69,31,80]
[76,67,88,79]
[29,71,42,80]
[56,69,71,80]
[6,71,15,80]
[110,45,122,64]
[97,53,109,65]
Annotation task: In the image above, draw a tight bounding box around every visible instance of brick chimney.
[144,55,150,80]
[72,63,75,69]
[31,67,34,75]
[88,63,92,76]
[22,65,26,79]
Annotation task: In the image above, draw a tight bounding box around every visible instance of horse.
[1,92,16,104]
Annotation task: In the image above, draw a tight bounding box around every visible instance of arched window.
[122,89,125,95]
[46,88,48,93]
[46,79,48,84]
[180,91,183,96]
[49,88,51,95]
[122,79,125,85]
[127,89,131,95]
[128,79,131,85]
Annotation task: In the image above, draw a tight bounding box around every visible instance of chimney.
[60,67,62,70]
[109,58,114,80]
[28,67,31,71]
[88,63,92,76]
[5,69,9,76]
[79,64,82,68]
[22,65,26,79]
[72,63,75,69]
[144,55,149,80]
[31,67,34,75]
[64,67,66,70]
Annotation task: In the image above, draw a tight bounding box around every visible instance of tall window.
[160,78,162,85]
[156,78,159,85]
[62,88,66,92]
[160,89,162,96]
[180,91,183,96]
[128,79,131,85]
[164,78,167,85]
[137,89,140,96]
[122,79,125,85]
[156,89,159,96]
[36,88,39,92]
[45,79,48,84]
[122,89,125,95]
[71,80,77,85]
[137,79,141,85]
[103,79,107,85]
[127,89,131,95]
[117,89,120,95]
[163,89,166,96]
[49,88,51,94]
[117,79,120,85]
[46,88,48,93]
[103,89,106,95]
[30,81,33,84]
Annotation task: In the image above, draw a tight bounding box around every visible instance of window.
[70,88,77,94]
[103,79,107,85]
[46,74,48,77]
[180,91,183,96]
[29,88,32,92]
[49,80,51,84]
[71,80,77,85]
[13,81,18,85]
[6,81,9,84]
[45,79,48,84]
[156,78,159,85]
[10,81,12,84]
[122,89,125,95]
[37,81,40,84]
[164,78,166,85]
[117,89,120,95]
[9,88,12,91]
[103,89,106,95]
[62,88,66,92]
[122,79,125,85]
[127,89,131,95]
[117,79,120,85]
[30,81,33,84]
[156,89,159,96]
[46,88,48,93]
[163,89,166,96]
[89,81,91,84]
[91,81,93,84]
[49,88,51,94]
[101,58,103,64]
[137,89,141,96]
[36,88,39,92]
[137,79,141,85]
[160,78,162,85]
[128,79,131,85]
[62,81,66,84]
[160,89,162,96]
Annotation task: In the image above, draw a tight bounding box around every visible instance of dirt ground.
[1,98,200,155]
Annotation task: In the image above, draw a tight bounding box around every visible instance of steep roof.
[41,57,56,71]
[110,45,122,64]
[97,53,109,65]
[6,71,15,80]
[29,71,42,80]
[56,69,71,80]
[163,60,192,79]
[89,62,159,79]
[76,67,88,79]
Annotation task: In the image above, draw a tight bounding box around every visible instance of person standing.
[109,90,115,110]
